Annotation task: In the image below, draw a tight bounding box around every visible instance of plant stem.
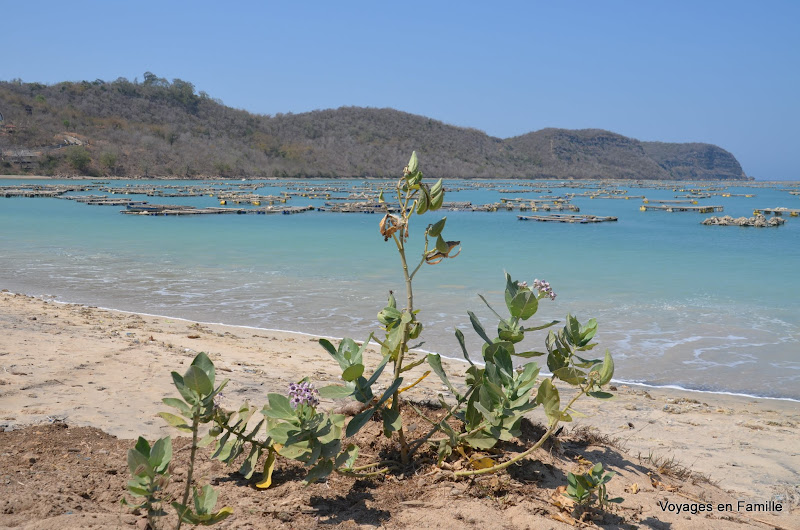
[390,207,415,463]
[408,256,426,281]
[406,385,476,459]
[175,414,199,530]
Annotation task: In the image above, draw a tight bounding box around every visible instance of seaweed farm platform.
[121,204,315,216]
[753,207,800,217]
[640,204,723,213]
[517,214,618,223]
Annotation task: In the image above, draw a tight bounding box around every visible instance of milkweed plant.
[124,152,620,527]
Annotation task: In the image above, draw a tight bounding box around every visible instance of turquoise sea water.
[1,179,799,400]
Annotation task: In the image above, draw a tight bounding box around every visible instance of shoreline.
[1,290,798,505]
[1,174,796,183]
[9,290,800,404]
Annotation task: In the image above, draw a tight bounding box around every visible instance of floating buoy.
[220,200,227,205]
[639,205,646,211]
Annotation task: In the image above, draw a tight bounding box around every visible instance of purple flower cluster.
[288,381,319,408]
[533,279,557,300]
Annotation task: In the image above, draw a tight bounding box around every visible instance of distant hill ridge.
[0,76,748,180]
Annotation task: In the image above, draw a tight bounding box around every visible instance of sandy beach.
[1,290,798,529]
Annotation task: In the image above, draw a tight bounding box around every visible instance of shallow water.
[1,179,798,399]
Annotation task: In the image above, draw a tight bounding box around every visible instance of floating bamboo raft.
[643,199,698,205]
[1,189,66,198]
[121,204,315,216]
[518,214,617,223]
[640,204,723,213]
[753,207,800,217]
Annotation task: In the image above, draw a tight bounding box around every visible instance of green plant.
[65,145,91,172]
[121,436,172,529]
[191,152,617,501]
[207,374,388,487]
[160,352,232,528]
[124,352,232,529]
[565,462,623,509]
[423,274,615,477]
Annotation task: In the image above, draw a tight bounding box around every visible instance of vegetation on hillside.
[0,75,748,180]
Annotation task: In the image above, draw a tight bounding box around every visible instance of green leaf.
[427,354,460,398]
[210,432,231,460]
[365,353,392,387]
[158,412,192,432]
[493,347,514,383]
[125,485,150,497]
[382,408,402,437]
[339,338,360,361]
[477,294,504,320]
[133,436,150,458]
[454,329,474,365]
[553,366,586,385]
[468,311,493,344]
[498,319,524,343]
[375,378,404,408]
[579,319,598,346]
[514,350,547,358]
[588,391,614,400]
[342,364,365,382]
[238,446,260,479]
[345,408,374,438]
[335,444,359,470]
[162,397,191,416]
[172,502,200,525]
[191,352,216,388]
[195,484,217,515]
[521,320,560,332]
[399,356,426,373]
[508,290,538,320]
[535,379,561,425]
[427,217,447,237]
[566,314,581,345]
[597,349,614,385]
[319,384,355,399]
[305,459,334,484]
[127,446,152,477]
[149,437,172,473]
[318,338,340,359]
[264,393,296,420]
[171,372,199,405]
[183,365,213,396]
[482,340,514,364]
[504,272,518,297]
[378,306,402,327]
[462,431,499,450]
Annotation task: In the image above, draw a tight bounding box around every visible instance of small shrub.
[565,462,623,509]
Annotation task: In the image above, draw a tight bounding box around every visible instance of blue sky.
[3,1,798,179]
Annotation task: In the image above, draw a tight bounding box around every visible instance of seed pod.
[407,151,419,175]
[427,217,446,237]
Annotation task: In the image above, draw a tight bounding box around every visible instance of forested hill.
[0,76,748,180]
